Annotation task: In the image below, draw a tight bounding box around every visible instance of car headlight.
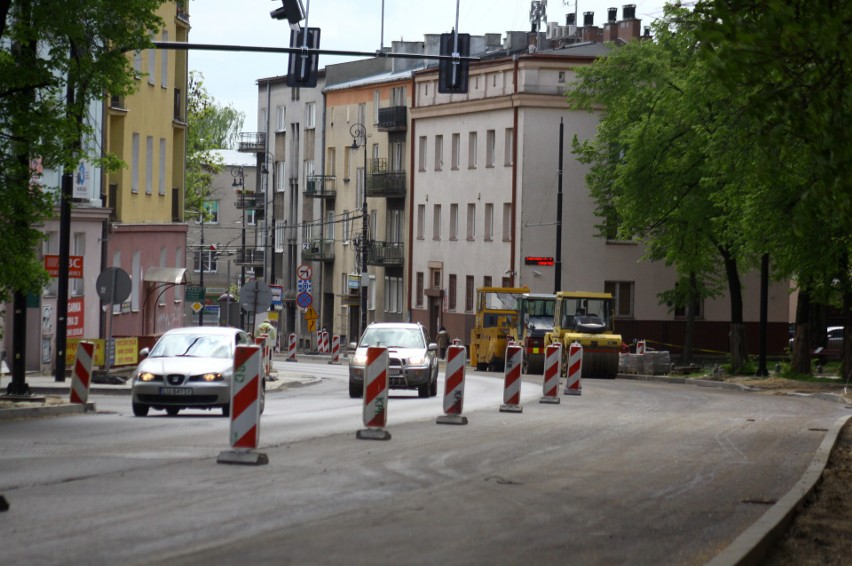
[201,372,223,382]
[352,352,368,366]
[138,372,157,382]
[407,354,428,365]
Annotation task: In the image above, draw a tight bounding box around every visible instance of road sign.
[240,281,273,314]
[186,286,206,302]
[297,264,312,280]
[297,279,312,294]
[191,302,204,313]
[304,306,318,320]
[96,267,132,304]
[296,292,312,308]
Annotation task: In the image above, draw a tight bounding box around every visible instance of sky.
[188,0,667,132]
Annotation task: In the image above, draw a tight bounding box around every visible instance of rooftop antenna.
[529,1,548,32]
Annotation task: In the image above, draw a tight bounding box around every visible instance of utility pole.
[555,118,563,293]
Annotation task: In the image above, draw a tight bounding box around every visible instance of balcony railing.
[304,175,336,198]
[234,192,261,209]
[302,239,334,262]
[367,241,404,267]
[238,132,266,153]
[367,172,406,198]
[377,106,407,131]
[234,248,264,266]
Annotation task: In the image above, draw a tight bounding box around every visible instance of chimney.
[604,7,619,42]
[582,12,600,42]
[618,4,642,42]
[583,11,594,26]
[608,7,618,22]
[566,13,576,26]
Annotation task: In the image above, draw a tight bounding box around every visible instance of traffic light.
[270,0,305,28]
[438,32,470,94]
[287,27,320,88]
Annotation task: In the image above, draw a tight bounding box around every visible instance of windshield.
[559,297,612,329]
[483,292,520,310]
[149,333,233,359]
[360,327,425,349]
[524,298,555,317]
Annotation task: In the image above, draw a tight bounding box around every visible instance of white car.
[130,326,263,417]
[348,322,439,398]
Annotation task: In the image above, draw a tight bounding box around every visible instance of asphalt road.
[1,364,847,565]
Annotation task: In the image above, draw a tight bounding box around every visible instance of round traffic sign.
[96,267,132,304]
[239,280,273,314]
[296,292,312,308]
[297,264,312,280]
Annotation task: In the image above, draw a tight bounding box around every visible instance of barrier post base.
[563,388,582,396]
[539,396,561,404]
[217,449,269,466]
[356,428,391,441]
[285,358,298,363]
[436,414,469,425]
[327,360,340,365]
[499,404,523,413]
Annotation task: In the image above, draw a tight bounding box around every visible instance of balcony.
[304,175,336,199]
[234,192,261,209]
[366,158,406,198]
[377,106,407,131]
[173,88,184,123]
[367,241,404,267]
[238,132,265,153]
[234,248,264,266]
[302,239,334,262]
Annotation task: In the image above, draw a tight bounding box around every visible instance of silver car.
[131,326,262,417]
[348,322,439,398]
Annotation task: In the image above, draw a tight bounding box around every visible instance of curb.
[0,402,96,422]
[707,414,852,566]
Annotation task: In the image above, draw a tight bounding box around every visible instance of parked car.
[789,326,844,364]
[131,326,263,417]
[348,322,439,399]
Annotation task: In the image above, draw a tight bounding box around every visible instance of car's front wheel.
[430,374,438,397]
[132,403,149,417]
[166,407,180,417]
[349,381,363,398]
[222,403,230,417]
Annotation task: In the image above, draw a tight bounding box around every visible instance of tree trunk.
[720,248,747,373]
[842,289,851,385]
[792,290,812,375]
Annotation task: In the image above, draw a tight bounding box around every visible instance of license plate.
[159,387,192,396]
[387,368,401,377]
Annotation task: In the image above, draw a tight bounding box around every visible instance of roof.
[210,149,256,168]
[323,68,417,92]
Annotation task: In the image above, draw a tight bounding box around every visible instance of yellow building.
[103,1,190,338]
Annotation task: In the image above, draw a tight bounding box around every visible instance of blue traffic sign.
[296,292,312,308]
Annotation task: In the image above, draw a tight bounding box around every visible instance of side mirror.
[139,347,150,360]
[428,343,438,351]
[349,342,357,350]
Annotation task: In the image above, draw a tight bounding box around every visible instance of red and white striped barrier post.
[500,342,524,413]
[255,336,270,378]
[328,334,341,364]
[286,332,297,362]
[636,339,646,355]
[452,338,462,346]
[321,330,329,353]
[70,341,95,405]
[218,344,268,465]
[437,345,468,425]
[540,342,561,404]
[564,341,583,396]
[356,346,391,440]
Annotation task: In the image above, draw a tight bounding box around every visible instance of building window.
[305,102,316,128]
[468,132,477,169]
[147,36,155,85]
[504,128,513,166]
[416,272,424,307]
[431,269,441,289]
[357,102,366,126]
[448,274,457,311]
[174,248,182,301]
[418,136,427,172]
[131,251,141,311]
[145,136,153,194]
[373,90,380,123]
[558,71,566,83]
[131,133,139,193]
[449,203,458,240]
[417,204,425,239]
[466,203,476,240]
[486,129,495,167]
[432,204,441,240]
[391,86,405,106]
[434,135,443,171]
[502,203,512,242]
[160,31,168,87]
[484,203,493,241]
[277,106,286,131]
[71,232,85,296]
[605,281,635,318]
[674,300,704,319]
[195,200,219,223]
[342,211,351,242]
[451,133,460,170]
[158,138,166,195]
[465,276,474,312]
[385,276,402,314]
[483,275,492,288]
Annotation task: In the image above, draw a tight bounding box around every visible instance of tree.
[0,0,166,306]
[695,0,852,379]
[184,70,244,223]
[566,5,759,372]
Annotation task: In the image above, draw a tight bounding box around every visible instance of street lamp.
[260,151,276,282]
[350,123,368,339]
[232,166,246,330]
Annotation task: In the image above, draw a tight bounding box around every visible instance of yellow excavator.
[469,286,529,372]
[544,291,622,379]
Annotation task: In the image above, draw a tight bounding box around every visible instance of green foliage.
[0,0,167,303]
[184,70,244,221]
